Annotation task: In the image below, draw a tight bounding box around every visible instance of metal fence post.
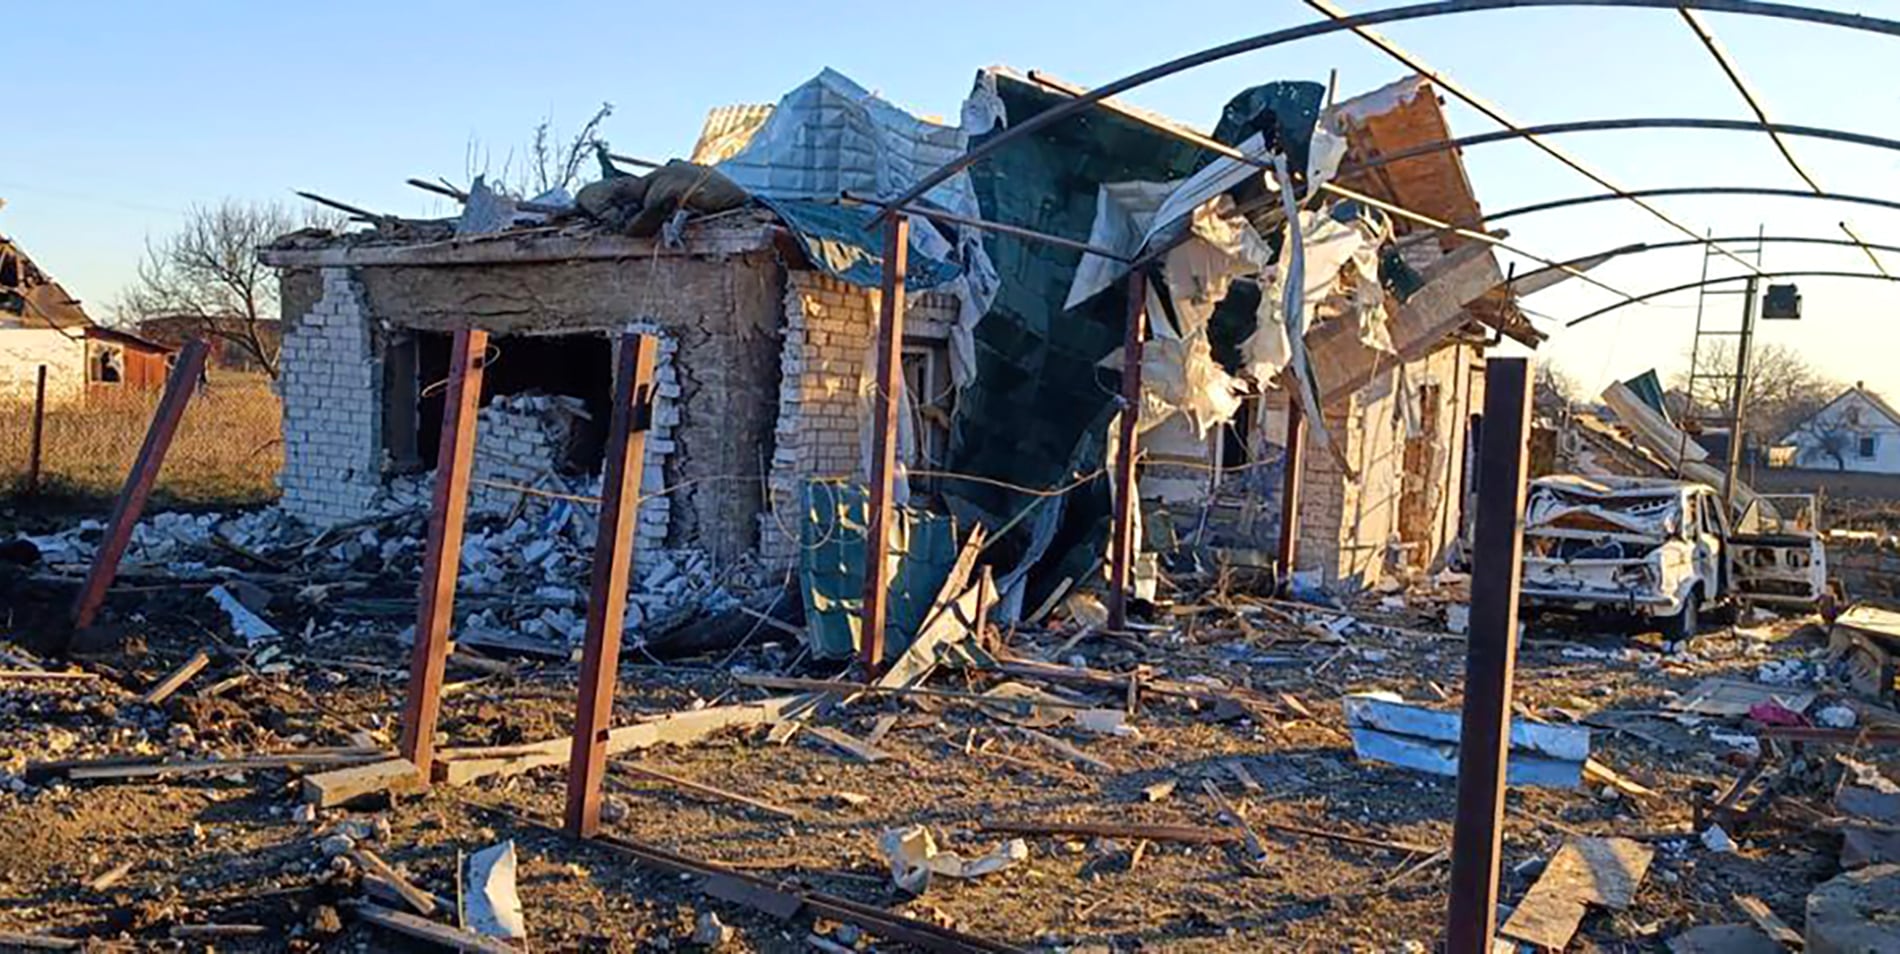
[1106,271,1149,632]
[859,216,910,675]
[26,365,47,495]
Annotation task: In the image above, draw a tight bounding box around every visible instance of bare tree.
[1534,363,1580,413]
[1670,341,1841,445]
[117,199,339,379]
[466,103,615,199]
[1793,413,1858,470]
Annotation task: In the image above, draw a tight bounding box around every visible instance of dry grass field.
[0,371,282,506]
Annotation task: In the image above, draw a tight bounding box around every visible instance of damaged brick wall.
[759,271,957,569]
[278,267,386,524]
[278,253,780,565]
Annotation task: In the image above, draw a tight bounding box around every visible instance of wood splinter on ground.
[139,648,210,705]
[349,847,436,916]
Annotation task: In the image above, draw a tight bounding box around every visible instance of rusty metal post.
[68,339,209,634]
[859,216,910,675]
[398,328,487,779]
[1105,271,1149,632]
[1445,357,1534,954]
[26,365,47,495]
[565,333,658,838]
[1275,392,1307,595]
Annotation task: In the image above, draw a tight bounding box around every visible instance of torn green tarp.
[800,480,959,660]
[1210,82,1326,171]
[945,72,1208,607]
[761,197,963,291]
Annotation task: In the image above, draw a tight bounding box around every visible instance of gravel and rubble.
[2,515,1899,950]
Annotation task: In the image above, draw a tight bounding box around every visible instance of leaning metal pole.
[1445,357,1533,953]
[1724,276,1760,510]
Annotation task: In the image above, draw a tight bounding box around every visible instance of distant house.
[1780,383,1900,473]
[1,234,174,404]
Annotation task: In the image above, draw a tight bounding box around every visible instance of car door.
[1691,489,1726,600]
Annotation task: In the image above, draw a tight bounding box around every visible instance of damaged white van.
[1520,476,1731,637]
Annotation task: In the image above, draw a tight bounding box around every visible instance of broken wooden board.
[803,725,894,763]
[435,694,809,786]
[1735,894,1804,949]
[1667,677,1815,719]
[613,762,802,820]
[1500,837,1654,950]
[140,648,210,705]
[37,747,384,782]
[351,902,518,954]
[1584,758,1659,799]
[302,758,423,808]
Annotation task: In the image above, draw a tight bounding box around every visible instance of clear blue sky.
[9,1,1896,401]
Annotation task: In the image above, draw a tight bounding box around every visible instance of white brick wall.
[278,267,385,524]
[622,322,679,560]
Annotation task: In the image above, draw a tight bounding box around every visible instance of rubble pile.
[469,392,590,515]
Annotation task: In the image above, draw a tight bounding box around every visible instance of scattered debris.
[879,825,1030,894]
[1499,837,1654,951]
[1344,692,1590,787]
[464,841,527,941]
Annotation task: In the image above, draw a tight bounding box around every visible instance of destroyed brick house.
[257,67,1539,623]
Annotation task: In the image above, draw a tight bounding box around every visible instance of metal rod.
[26,365,46,495]
[1275,391,1307,595]
[1564,270,1900,327]
[1337,118,1900,180]
[875,1,1900,225]
[399,328,487,778]
[1840,221,1891,278]
[1514,233,1900,287]
[1024,71,1640,304]
[1444,357,1533,954]
[68,339,209,635]
[841,191,1134,262]
[1724,276,1760,511]
[1304,0,1764,278]
[1105,270,1149,633]
[565,333,658,838]
[1487,185,1900,224]
[859,216,910,676]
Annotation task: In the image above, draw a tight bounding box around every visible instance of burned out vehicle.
[1518,476,1824,637]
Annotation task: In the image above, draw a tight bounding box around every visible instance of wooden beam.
[399,329,487,779]
[303,757,424,809]
[1106,271,1148,632]
[859,216,910,676]
[69,339,209,634]
[565,333,658,838]
[351,903,517,954]
[26,364,46,495]
[139,648,210,705]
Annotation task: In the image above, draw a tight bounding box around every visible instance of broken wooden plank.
[1584,757,1659,799]
[0,931,81,950]
[85,861,134,893]
[732,674,1098,710]
[1500,837,1655,951]
[350,848,436,916]
[435,695,807,786]
[1012,727,1112,772]
[351,902,517,954]
[1226,760,1263,793]
[613,762,802,820]
[47,747,385,782]
[0,670,97,682]
[804,725,894,764]
[1735,895,1804,949]
[140,648,210,705]
[302,758,423,808]
[169,924,269,939]
[1200,779,1269,865]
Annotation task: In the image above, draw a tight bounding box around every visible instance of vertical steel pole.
[859,216,910,676]
[1275,392,1307,595]
[1106,271,1148,633]
[566,333,657,838]
[1445,357,1533,954]
[69,339,209,634]
[399,328,487,780]
[1723,275,1760,512]
[26,365,47,495]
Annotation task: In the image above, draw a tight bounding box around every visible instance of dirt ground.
[0,522,1893,952]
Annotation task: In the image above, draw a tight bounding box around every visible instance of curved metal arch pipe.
[1516,234,1900,283]
[1562,270,1900,327]
[879,0,1900,220]
[1339,118,1900,178]
[1485,187,1900,224]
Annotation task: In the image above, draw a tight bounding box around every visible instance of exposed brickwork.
[278,267,385,524]
[758,271,956,569]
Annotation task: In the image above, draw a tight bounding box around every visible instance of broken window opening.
[90,345,123,384]
[902,339,954,495]
[408,330,614,477]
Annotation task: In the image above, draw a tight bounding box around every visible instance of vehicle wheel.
[1664,590,1701,640]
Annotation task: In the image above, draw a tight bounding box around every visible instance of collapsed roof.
[0,234,93,330]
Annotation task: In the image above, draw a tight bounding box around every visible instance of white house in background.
[1781,383,1900,473]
